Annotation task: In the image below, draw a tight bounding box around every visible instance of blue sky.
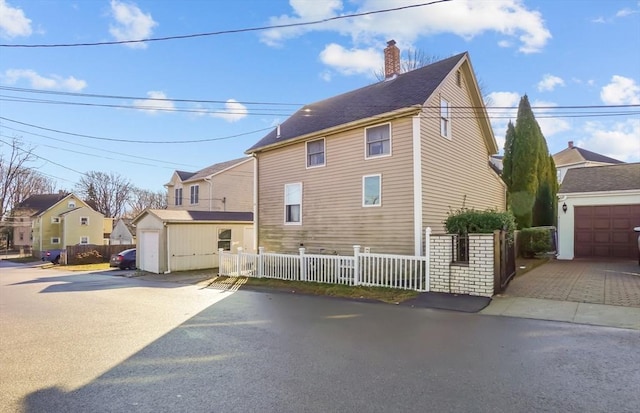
[0,0,639,193]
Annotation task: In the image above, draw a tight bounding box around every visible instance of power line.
[0,1,452,48]
[0,116,272,144]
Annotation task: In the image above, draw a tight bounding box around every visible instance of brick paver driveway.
[505,259,640,308]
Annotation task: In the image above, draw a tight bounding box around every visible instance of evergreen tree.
[502,121,516,200]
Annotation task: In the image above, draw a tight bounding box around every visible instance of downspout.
[412,114,423,256]
[252,153,258,251]
[204,177,212,211]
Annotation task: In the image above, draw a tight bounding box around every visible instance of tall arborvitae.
[502,121,516,204]
[506,95,540,229]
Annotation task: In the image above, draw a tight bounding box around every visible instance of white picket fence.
[218,244,430,292]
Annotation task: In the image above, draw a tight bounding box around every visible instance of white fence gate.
[219,244,430,292]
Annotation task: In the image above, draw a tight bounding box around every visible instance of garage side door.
[140,231,160,273]
[574,204,640,259]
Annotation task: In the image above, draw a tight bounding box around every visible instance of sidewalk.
[481,259,640,330]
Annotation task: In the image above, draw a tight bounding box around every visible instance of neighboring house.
[553,141,624,183]
[30,193,105,259]
[557,163,640,260]
[11,193,68,251]
[246,41,505,256]
[103,217,114,244]
[110,218,136,245]
[165,157,254,212]
[132,209,253,274]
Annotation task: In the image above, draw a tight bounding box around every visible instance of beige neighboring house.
[246,41,506,256]
[557,163,640,260]
[11,193,68,251]
[553,141,624,183]
[110,218,136,245]
[29,193,105,260]
[165,157,254,212]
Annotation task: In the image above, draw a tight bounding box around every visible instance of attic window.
[68,201,76,208]
[456,70,461,87]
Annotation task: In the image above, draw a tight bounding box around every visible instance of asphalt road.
[1,261,639,413]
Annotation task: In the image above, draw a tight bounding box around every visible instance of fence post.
[424,227,431,292]
[493,230,501,294]
[299,247,306,281]
[236,247,243,277]
[218,248,224,276]
[353,245,360,286]
[258,247,264,278]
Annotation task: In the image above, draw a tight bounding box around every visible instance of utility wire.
[0,0,452,48]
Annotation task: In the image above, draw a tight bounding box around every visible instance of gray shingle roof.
[15,193,69,215]
[185,157,250,182]
[246,52,467,153]
[559,163,640,193]
[553,145,624,167]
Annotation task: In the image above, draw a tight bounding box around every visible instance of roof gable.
[559,163,640,193]
[185,157,251,182]
[15,193,69,213]
[553,146,624,167]
[246,52,468,153]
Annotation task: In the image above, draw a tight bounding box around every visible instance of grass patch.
[218,276,420,304]
[1,256,41,263]
[53,262,112,272]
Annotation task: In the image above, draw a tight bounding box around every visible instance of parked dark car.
[41,249,62,264]
[112,248,136,270]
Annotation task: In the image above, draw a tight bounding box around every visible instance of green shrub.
[75,249,103,264]
[519,227,553,258]
[444,208,516,236]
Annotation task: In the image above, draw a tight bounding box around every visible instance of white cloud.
[531,99,571,137]
[211,99,248,123]
[579,118,640,162]
[2,69,86,91]
[485,91,520,151]
[616,8,638,18]
[0,0,32,38]
[319,43,381,76]
[132,91,175,114]
[261,0,551,54]
[109,0,157,49]
[537,74,565,92]
[600,75,640,105]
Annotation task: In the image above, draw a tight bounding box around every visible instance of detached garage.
[557,163,640,260]
[132,209,253,274]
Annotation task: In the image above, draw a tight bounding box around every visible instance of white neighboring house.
[110,218,135,245]
[553,141,624,183]
[557,163,640,260]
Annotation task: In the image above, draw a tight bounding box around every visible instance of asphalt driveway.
[503,259,640,308]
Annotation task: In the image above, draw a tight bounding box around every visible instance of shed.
[132,209,254,274]
[557,163,640,260]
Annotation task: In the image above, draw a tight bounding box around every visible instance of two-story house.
[165,157,254,212]
[30,193,105,261]
[246,41,505,256]
[553,141,624,183]
[11,193,68,252]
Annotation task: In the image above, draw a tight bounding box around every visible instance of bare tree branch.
[75,171,133,218]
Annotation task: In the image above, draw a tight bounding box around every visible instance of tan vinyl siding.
[420,64,506,233]
[62,208,104,246]
[258,118,415,255]
[168,224,218,270]
[209,159,254,212]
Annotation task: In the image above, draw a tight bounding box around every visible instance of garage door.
[574,204,640,259]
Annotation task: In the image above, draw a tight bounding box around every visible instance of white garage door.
[140,231,159,273]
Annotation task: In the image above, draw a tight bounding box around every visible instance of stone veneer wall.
[429,233,495,297]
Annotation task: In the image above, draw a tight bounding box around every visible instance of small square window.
[51,237,60,244]
[68,201,76,208]
[80,236,89,244]
[306,138,325,168]
[365,124,391,158]
[363,174,381,207]
[51,217,60,224]
[80,217,89,226]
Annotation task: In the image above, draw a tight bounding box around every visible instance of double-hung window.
[190,185,199,205]
[175,188,183,206]
[51,217,60,224]
[218,229,231,251]
[306,138,325,168]
[284,183,302,224]
[363,174,382,207]
[80,236,89,244]
[440,98,451,139]
[80,217,89,226]
[365,124,391,158]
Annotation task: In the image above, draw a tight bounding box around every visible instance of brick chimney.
[568,141,574,148]
[384,40,400,79]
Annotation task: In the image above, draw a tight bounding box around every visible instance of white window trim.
[364,123,392,160]
[175,187,183,206]
[79,236,89,244]
[80,216,89,226]
[284,182,302,225]
[190,185,199,205]
[362,174,382,207]
[306,138,326,169]
[51,217,60,224]
[68,201,76,208]
[51,237,60,244]
[440,98,451,140]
